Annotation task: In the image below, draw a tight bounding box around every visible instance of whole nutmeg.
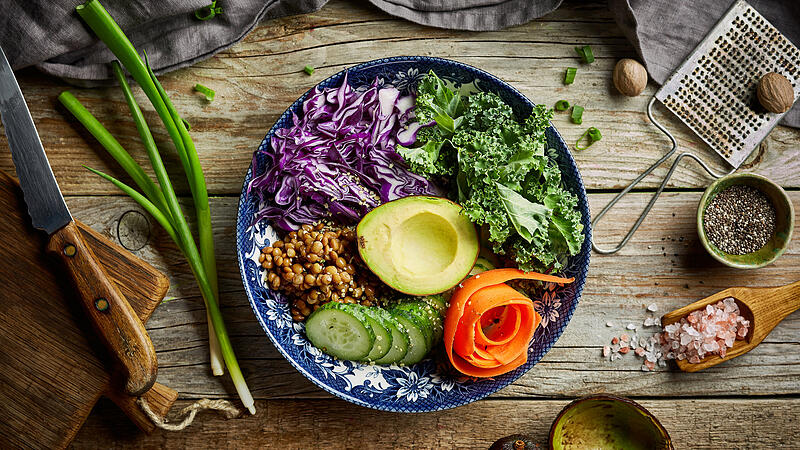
[613,58,648,97]
[757,72,794,113]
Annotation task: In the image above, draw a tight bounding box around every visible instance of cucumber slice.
[392,302,434,350]
[390,309,430,365]
[305,302,375,361]
[373,317,409,365]
[469,256,495,276]
[421,302,444,344]
[424,294,448,315]
[357,306,393,362]
[420,295,446,343]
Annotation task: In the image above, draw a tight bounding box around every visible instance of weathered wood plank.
[71,398,800,449]
[61,190,800,399]
[2,0,798,196]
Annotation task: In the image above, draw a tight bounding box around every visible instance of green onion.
[73,0,253,414]
[85,166,179,243]
[575,45,595,64]
[564,67,577,85]
[194,83,215,102]
[195,1,222,21]
[575,127,602,150]
[110,61,225,377]
[303,65,315,76]
[555,100,570,111]
[571,105,584,124]
[57,91,170,217]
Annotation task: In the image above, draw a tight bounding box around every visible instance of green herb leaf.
[564,67,577,85]
[397,140,444,176]
[415,70,464,135]
[193,83,215,102]
[496,183,551,244]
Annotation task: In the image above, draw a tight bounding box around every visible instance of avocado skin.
[488,434,539,450]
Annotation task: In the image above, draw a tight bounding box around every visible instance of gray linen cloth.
[0,0,560,80]
[0,0,796,126]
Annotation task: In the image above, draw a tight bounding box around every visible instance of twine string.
[137,397,241,431]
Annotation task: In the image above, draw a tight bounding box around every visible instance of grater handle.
[592,98,731,254]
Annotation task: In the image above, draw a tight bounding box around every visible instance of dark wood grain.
[5,0,800,447]
[72,398,800,449]
[0,170,170,449]
[46,221,158,396]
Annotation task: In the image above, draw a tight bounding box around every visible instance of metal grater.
[593,0,800,254]
[656,0,800,168]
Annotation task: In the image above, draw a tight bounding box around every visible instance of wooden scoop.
[661,280,800,372]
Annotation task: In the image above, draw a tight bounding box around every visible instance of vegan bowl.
[236,57,591,412]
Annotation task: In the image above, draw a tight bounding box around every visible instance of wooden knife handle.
[47,221,157,396]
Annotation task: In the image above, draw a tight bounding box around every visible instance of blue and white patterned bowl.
[236,57,591,412]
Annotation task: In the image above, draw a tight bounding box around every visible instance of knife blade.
[0,46,157,396]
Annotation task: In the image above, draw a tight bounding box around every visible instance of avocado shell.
[549,394,673,450]
[489,434,538,450]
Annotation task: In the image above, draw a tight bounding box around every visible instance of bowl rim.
[235,56,592,412]
[548,394,673,450]
[696,172,795,269]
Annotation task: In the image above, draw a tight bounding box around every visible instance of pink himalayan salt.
[635,347,645,357]
[603,345,611,357]
[621,333,630,342]
[611,336,620,345]
[619,346,630,354]
[657,297,749,364]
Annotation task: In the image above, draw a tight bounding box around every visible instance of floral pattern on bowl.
[236,57,591,412]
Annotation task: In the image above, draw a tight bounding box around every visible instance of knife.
[0,46,157,396]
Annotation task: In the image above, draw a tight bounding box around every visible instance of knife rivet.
[63,244,77,257]
[95,298,109,312]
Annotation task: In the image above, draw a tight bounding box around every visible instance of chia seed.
[703,184,776,255]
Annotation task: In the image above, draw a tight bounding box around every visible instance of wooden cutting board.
[0,170,176,449]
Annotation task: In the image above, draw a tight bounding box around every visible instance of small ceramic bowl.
[549,394,673,450]
[697,173,794,269]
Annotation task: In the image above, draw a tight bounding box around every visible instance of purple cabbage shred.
[248,73,439,231]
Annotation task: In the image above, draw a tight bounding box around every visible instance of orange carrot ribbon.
[444,268,574,377]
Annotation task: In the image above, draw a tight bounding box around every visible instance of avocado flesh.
[357,196,479,296]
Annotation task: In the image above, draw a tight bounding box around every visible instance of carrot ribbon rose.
[444,268,574,377]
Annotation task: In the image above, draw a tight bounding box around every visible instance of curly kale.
[397,71,585,272]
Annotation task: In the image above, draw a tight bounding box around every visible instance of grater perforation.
[655,0,800,168]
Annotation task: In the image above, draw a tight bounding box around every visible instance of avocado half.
[356,196,479,296]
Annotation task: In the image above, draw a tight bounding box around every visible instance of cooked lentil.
[703,184,776,255]
[260,222,383,321]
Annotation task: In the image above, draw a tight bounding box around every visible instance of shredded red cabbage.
[248,73,439,231]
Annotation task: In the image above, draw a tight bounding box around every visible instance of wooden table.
[4,1,798,448]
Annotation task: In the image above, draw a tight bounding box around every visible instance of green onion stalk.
[61,0,254,414]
